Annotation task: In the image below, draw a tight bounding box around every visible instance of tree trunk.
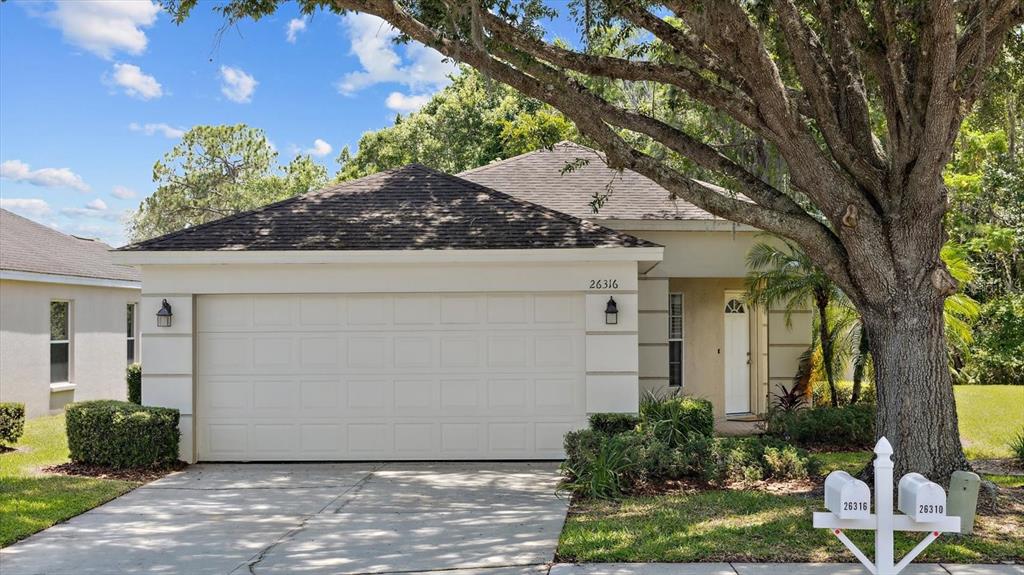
[815,291,839,408]
[851,324,869,405]
[862,296,970,483]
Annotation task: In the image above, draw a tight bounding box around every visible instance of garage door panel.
[197,293,587,460]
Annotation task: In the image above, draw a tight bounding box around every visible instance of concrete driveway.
[0,462,567,575]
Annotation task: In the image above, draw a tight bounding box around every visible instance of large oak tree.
[169,0,1023,480]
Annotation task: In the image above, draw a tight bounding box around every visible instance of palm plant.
[745,238,845,407]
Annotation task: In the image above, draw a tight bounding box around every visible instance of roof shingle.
[0,209,140,282]
[459,141,716,221]
[120,164,655,252]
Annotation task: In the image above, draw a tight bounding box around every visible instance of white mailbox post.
[813,437,962,575]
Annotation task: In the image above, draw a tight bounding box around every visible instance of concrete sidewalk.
[549,563,1023,575]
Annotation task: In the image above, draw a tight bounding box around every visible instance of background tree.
[129,124,327,241]
[336,67,576,179]
[169,0,1024,480]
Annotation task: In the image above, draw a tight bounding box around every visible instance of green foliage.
[65,401,179,469]
[126,363,142,405]
[637,393,713,446]
[129,124,328,241]
[560,431,639,499]
[0,403,26,445]
[959,294,1024,385]
[336,68,576,180]
[1010,429,1024,464]
[767,404,875,450]
[588,413,639,435]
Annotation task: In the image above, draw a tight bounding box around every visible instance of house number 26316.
[589,279,619,289]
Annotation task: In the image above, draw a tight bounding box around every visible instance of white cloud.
[45,1,160,59]
[0,198,52,219]
[337,13,456,96]
[385,92,432,113]
[1,160,90,192]
[129,122,185,138]
[220,66,257,103]
[61,198,121,220]
[111,185,137,199]
[87,198,108,211]
[286,17,307,43]
[303,138,333,157]
[109,63,163,100]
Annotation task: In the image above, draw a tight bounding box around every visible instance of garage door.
[196,293,586,461]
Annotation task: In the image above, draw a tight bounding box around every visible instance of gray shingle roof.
[459,141,717,221]
[0,209,140,282]
[120,164,655,252]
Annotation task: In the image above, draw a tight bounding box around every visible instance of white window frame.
[127,302,138,364]
[50,300,72,384]
[668,292,684,387]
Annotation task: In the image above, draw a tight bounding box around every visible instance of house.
[114,145,809,463]
[0,209,141,418]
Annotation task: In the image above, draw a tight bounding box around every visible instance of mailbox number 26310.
[843,501,869,511]
[919,504,943,514]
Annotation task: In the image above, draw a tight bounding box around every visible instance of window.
[725,299,746,313]
[50,301,70,383]
[669,293,683,387]
[126,303,137,364]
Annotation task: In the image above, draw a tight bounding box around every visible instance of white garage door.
[196,293,586,461]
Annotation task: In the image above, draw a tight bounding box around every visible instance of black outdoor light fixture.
[156,299,173,327]
[605,296,619,325]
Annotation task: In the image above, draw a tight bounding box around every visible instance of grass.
[559,489,1024,563]
[560,386,1024,563]
[0,415,139,547]
[954,385,1024,460]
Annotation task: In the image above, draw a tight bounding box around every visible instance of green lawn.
[954,385,1024,460]
[0,415,139,547]
[559,490,1024,563]
[560,385,1024,563]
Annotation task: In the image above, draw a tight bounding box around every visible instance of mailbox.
[898,473,947,522]
[825,470,871,519]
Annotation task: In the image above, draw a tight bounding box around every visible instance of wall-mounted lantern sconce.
[156,299,173,327]
[605,296,619,325]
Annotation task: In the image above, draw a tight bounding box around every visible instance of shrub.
[961,295,1024,385]
[0,403,26,446]
[126,363,142,405]
[638,394,714,446]
[768,403,875,449]
[66,400,179,468]
[560,431,638,499]
[812,379,876,407]
[1011,429,1024,464]
[588,412,639,435]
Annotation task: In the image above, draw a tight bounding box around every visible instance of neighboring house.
[0,209,141,418]
[114,145,809,464]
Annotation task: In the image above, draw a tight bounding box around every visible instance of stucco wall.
[137,259,646,462]
[626,230,759,278]
[0,279,139,418]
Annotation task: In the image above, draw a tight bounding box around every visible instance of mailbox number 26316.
[919,504,943,514]
[843,501,869,511]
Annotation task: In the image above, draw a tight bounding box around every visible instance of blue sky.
[0,1,577,246]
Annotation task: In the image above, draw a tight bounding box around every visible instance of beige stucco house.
[0,209,141,418]
[114,144,810,463]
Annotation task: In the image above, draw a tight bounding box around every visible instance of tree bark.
[862,295,969,483]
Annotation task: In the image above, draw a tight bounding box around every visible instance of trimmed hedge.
[589,413,639,435]
[0,403,26,445]
[767,403,875,449]
[127,363,142,405]
[66,400,180,468]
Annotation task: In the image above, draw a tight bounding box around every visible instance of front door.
[723,293,750,414]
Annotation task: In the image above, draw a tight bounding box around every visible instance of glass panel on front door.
[669,293,683,387]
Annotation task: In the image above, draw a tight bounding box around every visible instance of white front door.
[723,293,750,414]
[195,292,587,461]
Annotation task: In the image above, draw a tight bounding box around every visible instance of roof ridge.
[119,165,416,251]
[411,164,654,248]
[456,141,601,177]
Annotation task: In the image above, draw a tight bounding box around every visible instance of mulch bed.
[43,461,187,483]
[973,458,1024,476]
